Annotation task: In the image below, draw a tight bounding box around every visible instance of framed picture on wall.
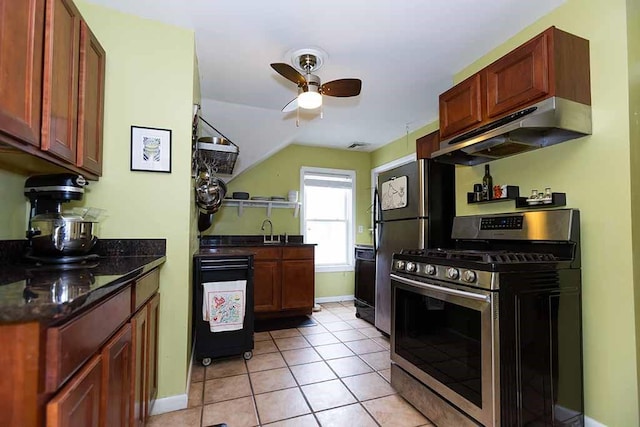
[130,125,172,173]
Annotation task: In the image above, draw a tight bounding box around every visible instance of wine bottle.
[482,165,493,200]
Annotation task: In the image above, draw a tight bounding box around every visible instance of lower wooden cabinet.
[131,305,148,427]
[282,258,314,310]
[131,290,160,426]
[3,267,161,427]
[249,245,315,316]
[254,260,280,312]
[46,354,102,427]
[147,293,160,408]
[100,324,132,427]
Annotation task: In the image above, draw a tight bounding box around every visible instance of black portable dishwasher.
[192,254,254,366]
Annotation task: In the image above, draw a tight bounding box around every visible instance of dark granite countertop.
[0,239,166,326]
[200,235,316,247]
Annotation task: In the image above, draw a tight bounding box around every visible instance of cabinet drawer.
[133,269,159,311]
[249,247,282,260]
[283,246,314,260]
[46,286,131,393]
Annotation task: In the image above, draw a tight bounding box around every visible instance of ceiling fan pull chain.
[296,106,300,127]
[320,104,324,119]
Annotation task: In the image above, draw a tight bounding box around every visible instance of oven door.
[390,273,499,427]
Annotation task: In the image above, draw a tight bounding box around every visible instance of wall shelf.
[515,193,566,209]
[467,186,519,204]
[222,199,301,217]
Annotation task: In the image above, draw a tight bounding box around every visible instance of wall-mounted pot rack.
[193,112,239,175]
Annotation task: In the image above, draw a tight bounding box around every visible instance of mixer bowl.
[30,213,98,256]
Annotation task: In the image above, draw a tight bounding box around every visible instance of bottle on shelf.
[482,165,493,200]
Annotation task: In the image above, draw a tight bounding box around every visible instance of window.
[301,167,355,272]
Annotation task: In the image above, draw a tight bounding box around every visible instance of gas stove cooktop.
[392,249,563,290]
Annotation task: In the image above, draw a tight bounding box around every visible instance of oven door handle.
[390,274,491,303]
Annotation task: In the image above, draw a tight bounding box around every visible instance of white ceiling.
[88,0,564,176]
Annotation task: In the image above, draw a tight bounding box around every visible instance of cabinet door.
[76,21,104,176]
[41,0,80,162]
[0,0,44,147]
[281,260,315,310]
[485,31,550,118]
[130,305,148,427]
[254,260,280,312]
[46,354,101,427]
[100,324,131,427]
[146,293,160,409]
[416,130,440,159]
[439,73,482,139]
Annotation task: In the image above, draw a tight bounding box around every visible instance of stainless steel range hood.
[431,97,592,166]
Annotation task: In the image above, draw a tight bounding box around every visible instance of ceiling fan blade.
[320,78,362,97]
[271,63,307,87]
[282,97,298,113]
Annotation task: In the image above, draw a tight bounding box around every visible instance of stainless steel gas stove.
[390,209,584,427]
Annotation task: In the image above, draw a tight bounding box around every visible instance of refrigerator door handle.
[373,188,381,252]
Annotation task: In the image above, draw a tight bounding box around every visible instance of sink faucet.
[261,219,274,242]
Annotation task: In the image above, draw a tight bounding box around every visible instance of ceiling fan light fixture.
[298,90,322,109]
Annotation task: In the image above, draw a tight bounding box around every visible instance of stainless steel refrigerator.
[373,159,455,334]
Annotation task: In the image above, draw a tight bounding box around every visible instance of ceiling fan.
[271,48,362,113]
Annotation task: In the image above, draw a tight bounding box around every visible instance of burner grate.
[416,249,557,264]
[488,252,556,263]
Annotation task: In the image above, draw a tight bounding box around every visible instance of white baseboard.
[149,393,188,416]
[315,295,354,304]
[586,416,607,427]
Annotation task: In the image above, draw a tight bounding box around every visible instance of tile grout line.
[188,305,397,427]
[314,310,384,427]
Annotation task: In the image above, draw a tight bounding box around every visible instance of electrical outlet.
[358,225,364,233]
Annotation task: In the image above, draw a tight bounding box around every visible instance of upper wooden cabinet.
[439,26,590,140]
[0,0,105,179]
[416,130,440,160]
[439,74,482,139]
[77,21,105,176]
[41,0,81,163]
[0,0,45,148]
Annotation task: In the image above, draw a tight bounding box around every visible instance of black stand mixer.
[24,173,99,264]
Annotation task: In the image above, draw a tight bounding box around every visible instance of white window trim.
[300,166,356,273]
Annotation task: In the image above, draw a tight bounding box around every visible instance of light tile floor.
[146,301,434,427]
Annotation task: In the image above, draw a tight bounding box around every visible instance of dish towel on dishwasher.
[202,280,246,332]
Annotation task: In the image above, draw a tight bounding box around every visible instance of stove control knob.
[395,260,406,271]
[446,267,459,280]
[424,264,436,275]
[405,262,417,272]
[463,270,477,283]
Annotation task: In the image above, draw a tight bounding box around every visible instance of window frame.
[300,166,356,273]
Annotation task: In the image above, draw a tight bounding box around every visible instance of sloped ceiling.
[87,0,565,177]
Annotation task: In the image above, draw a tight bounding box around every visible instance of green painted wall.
[450,0,636,424]
[0,169,28,239]
[75,1,196,400]
[628,0,640,407]
[370,121,438,169]
[206,144,371,297]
